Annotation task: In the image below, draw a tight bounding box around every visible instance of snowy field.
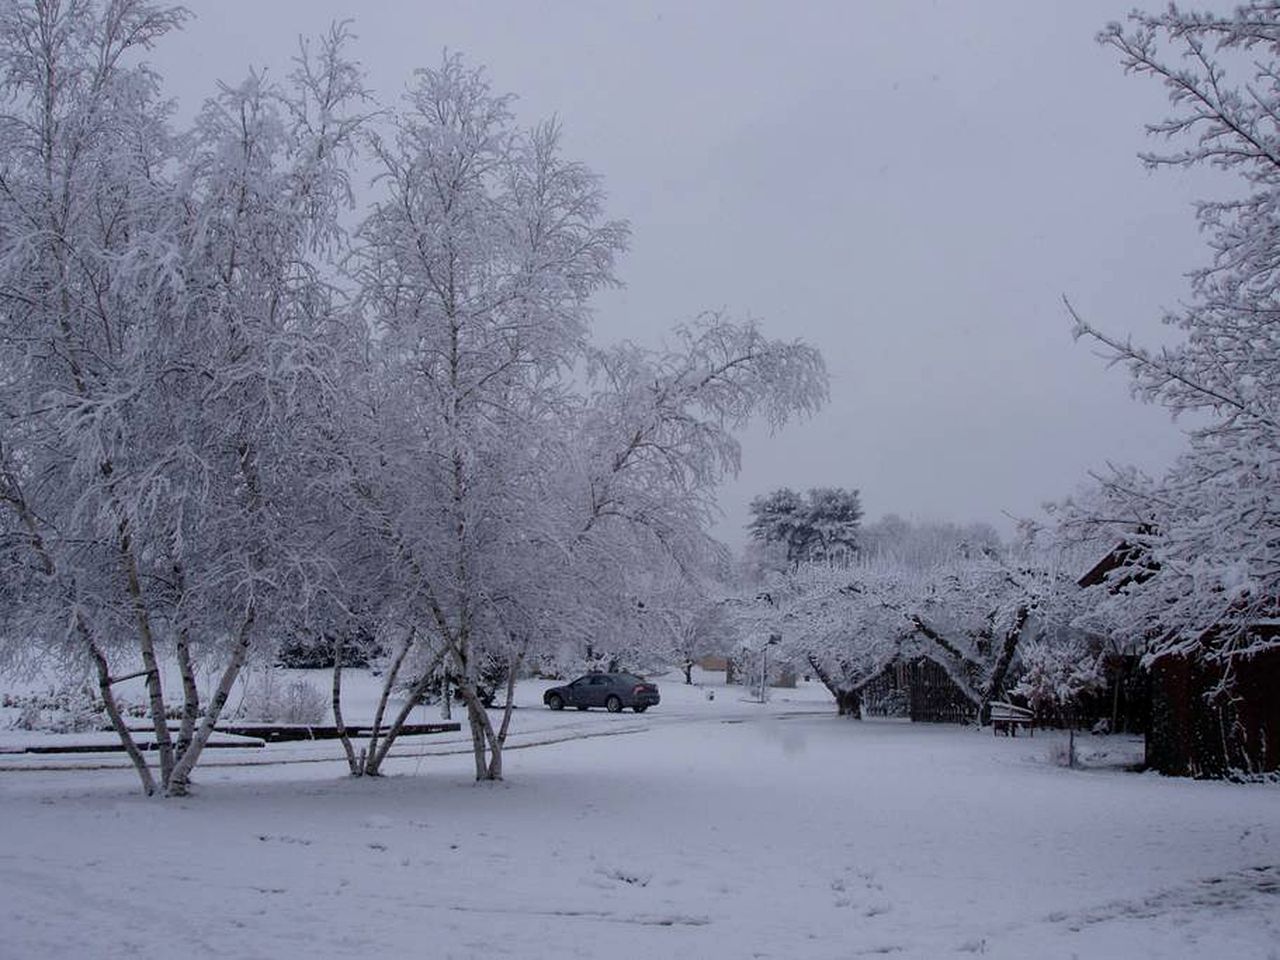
[2,674,1278,960]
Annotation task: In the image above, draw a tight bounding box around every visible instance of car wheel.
[634,705,648,713]
[606,695,622,713]
[547,693,564,711]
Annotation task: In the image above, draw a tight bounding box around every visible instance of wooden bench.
[987,702,1035,737]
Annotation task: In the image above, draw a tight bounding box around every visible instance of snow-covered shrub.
[1013,639,1103,720]
[1047,735,1077,768]
[235,671,327,724]
[3,685,105,733]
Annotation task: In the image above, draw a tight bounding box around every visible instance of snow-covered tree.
[747,486,862,565]
[0,3,367,795]
[153,23,367,796]
[1065,5,1280,661]
[1012,635,1105,722]
[0,0,191,795]
[343,56,828,780]
[859,515,1001,567]
[744,531,1084,719]
[0,19,827,791]
[614,565,735,684]
[338,53,626,778]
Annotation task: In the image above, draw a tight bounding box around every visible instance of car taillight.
[633,685,645,694]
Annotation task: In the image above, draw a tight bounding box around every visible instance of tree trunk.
[484,652,523,781]
[836,687,862,718]
[982,605,1029,708]
[363,633,412,776]
[2,476,159,793]
[807,656,860,717]
[167,562,200,767]
[1110,655,1123,734]
[118,524,174,784]
[173,624,200,766]
[465,692,490,780]
[366,659,444,776]
[87,629,156,796]
[450,655,503,782]
[166,604,255,796]
[331,635,359,775]
[169,439,266,795]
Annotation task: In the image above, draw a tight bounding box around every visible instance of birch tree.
[344,54,628,780]
[0,18,829,789]
[0,3,367,795]
[346,59,828,780]
[153,23,367,795]
[544,316,828,674]
[0,0,190,795]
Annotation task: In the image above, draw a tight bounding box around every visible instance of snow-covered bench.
[988,702,1035,737]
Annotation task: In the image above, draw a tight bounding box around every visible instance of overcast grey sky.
[150,1,1225,546]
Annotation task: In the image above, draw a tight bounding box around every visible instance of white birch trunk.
[166,605,255,796]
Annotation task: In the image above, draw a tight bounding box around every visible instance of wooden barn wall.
[862,658,977,725]
[862,662,910,718]
[1146,646,1280,778]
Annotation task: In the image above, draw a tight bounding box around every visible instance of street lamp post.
[758,633,781,703]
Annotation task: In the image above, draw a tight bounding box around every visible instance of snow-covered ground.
[2,672,1277,959]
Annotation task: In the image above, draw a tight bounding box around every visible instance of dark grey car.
[543,673,660,713]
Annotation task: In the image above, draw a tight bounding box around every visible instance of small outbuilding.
[861,656,978,725]
[1079,538,1280,778]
